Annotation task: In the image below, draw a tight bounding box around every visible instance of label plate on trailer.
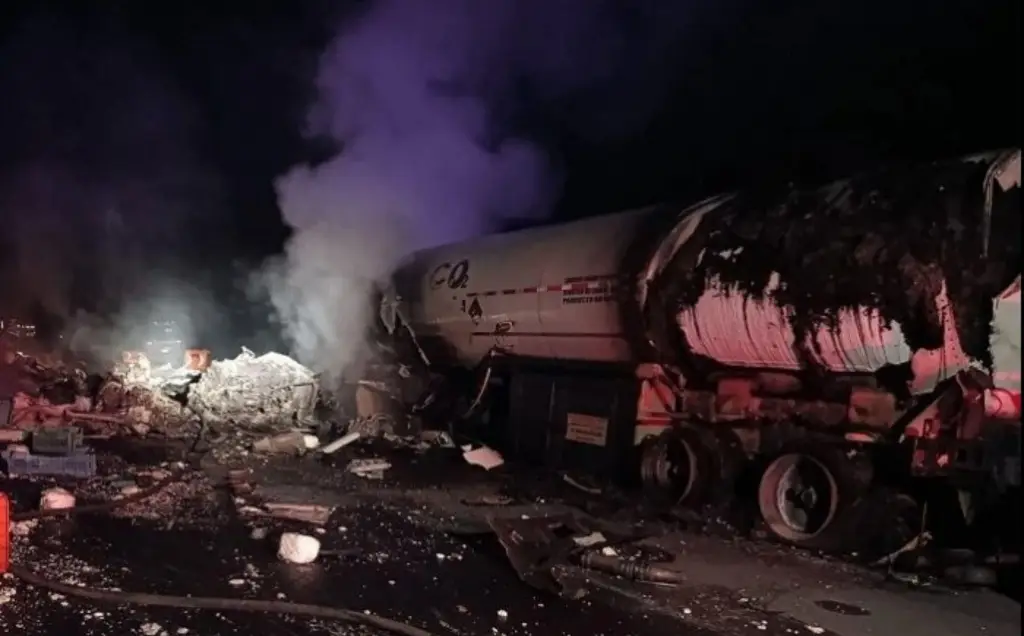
[565,413,609,447]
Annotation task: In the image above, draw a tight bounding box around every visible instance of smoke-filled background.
[0,0,1017,373]
[0,14,229,363]
[263,1,697,382]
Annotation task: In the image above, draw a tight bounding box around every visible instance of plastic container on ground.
[1,449,97,478]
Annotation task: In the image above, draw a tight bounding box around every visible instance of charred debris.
[0,335,452,474]
[1,345,324,464]
[667,152,1021,373]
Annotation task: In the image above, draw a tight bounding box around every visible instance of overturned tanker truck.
[380,149,1022,553]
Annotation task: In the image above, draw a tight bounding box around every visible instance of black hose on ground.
[5,463,438,636]
[6,565,434,636]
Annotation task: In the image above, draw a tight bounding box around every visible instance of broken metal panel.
[637,194,732,307]
[906,282,973,396]
[984,276,1021,421]
[981,149,1022,257]
[990,275,1021,394]
[488,513,589,595]
[897,369,1018,482]
[635,367,676,432]
[906,276,1022,400]
[993,150,1022,191]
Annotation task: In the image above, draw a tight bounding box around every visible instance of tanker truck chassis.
[382,149,1022,556]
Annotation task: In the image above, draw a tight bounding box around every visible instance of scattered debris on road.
[346,458,392,479]
[258,503,334,526]
[320,431,361,455]
[2,345,321,443]
[252,431,319,455]
[38,487,75,511]
[462,445,504,471]
[1,338,1019,636]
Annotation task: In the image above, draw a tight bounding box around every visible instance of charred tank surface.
[659,152,1020,389]
[384,149,1022,556]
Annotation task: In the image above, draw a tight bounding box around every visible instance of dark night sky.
[0,0,1018,346]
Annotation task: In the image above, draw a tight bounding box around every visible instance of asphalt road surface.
[2,442,1020,636]
[2,488,704,636]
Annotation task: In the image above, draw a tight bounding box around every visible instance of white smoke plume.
[267,0,694,382]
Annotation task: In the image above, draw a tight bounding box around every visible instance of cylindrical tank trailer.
[384,149,1021,552]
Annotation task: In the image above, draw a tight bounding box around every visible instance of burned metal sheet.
[487,513,590,595]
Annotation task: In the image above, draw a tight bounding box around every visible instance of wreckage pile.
[1,345,320,443]
[186,351,318,432]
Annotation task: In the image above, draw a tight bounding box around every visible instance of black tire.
[757,442,870,552]
[640,425,719,508]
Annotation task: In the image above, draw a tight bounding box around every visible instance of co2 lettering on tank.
[429,259,470,290]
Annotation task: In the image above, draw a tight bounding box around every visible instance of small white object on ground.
[39,487,76,510]
[572,531,606,547]
[321,431,361,454]
[139,622,164,636]
[278,532,321,564]
[346,458,392,478]
[11,519,38,536]
[302,434,320,450]
[463,445,504,470]
[252,431,309,454]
